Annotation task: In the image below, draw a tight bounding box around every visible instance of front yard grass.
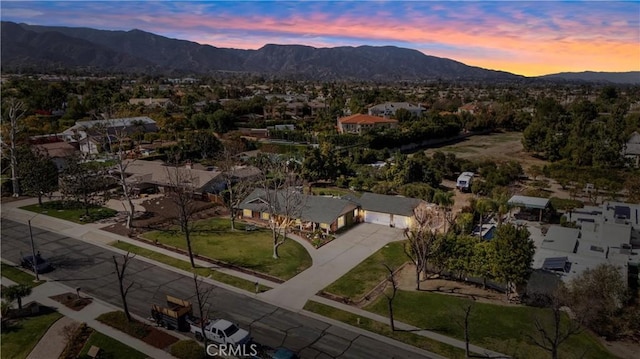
[1,262,44,288]
[79,331,147,359]
[365,290,616,359]
[111,241,271,293]
[21,201,117,224]
[303,300,466,359]
[143,218,312,280]
[0,310,63,359]
[323,241,407,300]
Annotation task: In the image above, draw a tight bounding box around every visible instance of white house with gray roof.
[623,131,640,167]
[368,102,425,118]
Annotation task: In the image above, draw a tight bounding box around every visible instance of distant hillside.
[538,71,640,84]
[1,21,522,81]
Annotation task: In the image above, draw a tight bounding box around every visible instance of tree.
[16,146,59,205]
[381,263,399,331]
[492,223,535,301]
[433,190,455,232]
[166,166,200,267]
[474,198,496,238]
[192,273,213,351]
[454,303,474,358]
[2,284,32,310]
[59,154,112,216]
[566,264,629,339]
[470,241,496,289]
[256,156,305,259]
[216,141,255,230]
[527,286,583,359]
[403,204,442,290]
[113,252,136,322]
[1,98,27,197]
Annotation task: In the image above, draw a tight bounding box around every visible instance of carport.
[508,195,551,222]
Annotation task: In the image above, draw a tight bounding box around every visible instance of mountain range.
[2,21,638,84]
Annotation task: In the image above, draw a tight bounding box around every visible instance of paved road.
[1,219,439,359]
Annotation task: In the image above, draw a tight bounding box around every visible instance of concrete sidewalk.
[1,275,179,359]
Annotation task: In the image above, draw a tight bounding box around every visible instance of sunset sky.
[2,1,639,77]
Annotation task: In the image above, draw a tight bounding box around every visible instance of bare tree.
[403,204,442,290]
[192,273,213,350]
[1,98,27,197]
[454,303,474,358]
[257,156,305,259]
[527,287,583,359]
[382,263,399,331]
[113,252,136,322]
[166,165,200,267]
[216,141,255,231]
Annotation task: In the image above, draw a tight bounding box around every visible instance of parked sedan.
[20,253,53,274]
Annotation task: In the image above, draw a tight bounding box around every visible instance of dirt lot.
[425,132,547,171]
[396,264,509,305]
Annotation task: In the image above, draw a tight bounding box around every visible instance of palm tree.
[492,187,512,225]
[2,284,32,310]
[474,198,496,239]
[433,190,455,232]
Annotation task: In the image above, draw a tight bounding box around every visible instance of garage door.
[364,211,391,226]
[392,215,411,229]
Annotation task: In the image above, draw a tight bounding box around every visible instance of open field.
[424,132,547,170]
[142,217,312,280]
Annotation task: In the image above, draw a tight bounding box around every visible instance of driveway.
[260,223,405,310]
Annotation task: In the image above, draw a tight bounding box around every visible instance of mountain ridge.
[1,21,638,83]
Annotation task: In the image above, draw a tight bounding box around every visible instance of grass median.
[111,241,271,293]
[79,331,147,359]
[304,300,466,359]
[142,217,312,280]
[1,262,44,288]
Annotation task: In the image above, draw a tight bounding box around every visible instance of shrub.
[170,340,205,359]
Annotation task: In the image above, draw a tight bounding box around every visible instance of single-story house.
[35,141,78,170]
[61,116,158,149]
[120,160,222,196]
[349,192,424,229]
[238,189,358,234]
[368,102,425,118]
[337,114,398,134]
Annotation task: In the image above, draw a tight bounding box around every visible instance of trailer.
[150,295,192,331]
[456,172,474,192]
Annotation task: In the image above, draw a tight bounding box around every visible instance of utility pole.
[28,220,40,281]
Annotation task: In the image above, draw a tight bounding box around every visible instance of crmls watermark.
[206,343,259,357]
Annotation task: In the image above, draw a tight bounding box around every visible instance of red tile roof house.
[336,114,398,134]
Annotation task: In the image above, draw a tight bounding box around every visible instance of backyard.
[142,217,312,280]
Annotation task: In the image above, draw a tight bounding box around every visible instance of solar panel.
[542,257,569,272]
[614,206,631,219]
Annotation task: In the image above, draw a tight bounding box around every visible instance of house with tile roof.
[337,114,398,134]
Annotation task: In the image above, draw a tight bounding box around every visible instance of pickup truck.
[190,318,252,346]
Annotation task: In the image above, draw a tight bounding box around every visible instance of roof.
[541,226,579,253]
[338,114,398,125]
[368,102,425,112]
[239,189,356,224]
[508,195,550,210]
[356,192,422,216]
[35,141,77,158]
[457,172,474,181]
[122,160,221,192]
[623,131,640,155]
[62,116,157,136]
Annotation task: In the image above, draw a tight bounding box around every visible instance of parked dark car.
[20,253,53,274]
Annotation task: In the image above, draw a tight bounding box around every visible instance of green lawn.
[1,311,63,359]
[323,241,407,300]
[142,218,312,280]
[304,301,466,359]
[365,290,616,359]
[1,262,44,288]
[21,201,117,224]
[79,331,147,359]
[111,241,271,293]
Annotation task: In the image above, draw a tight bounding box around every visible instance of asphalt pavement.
[0,218,442,359]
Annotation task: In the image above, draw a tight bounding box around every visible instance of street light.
[27,219,39,281]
